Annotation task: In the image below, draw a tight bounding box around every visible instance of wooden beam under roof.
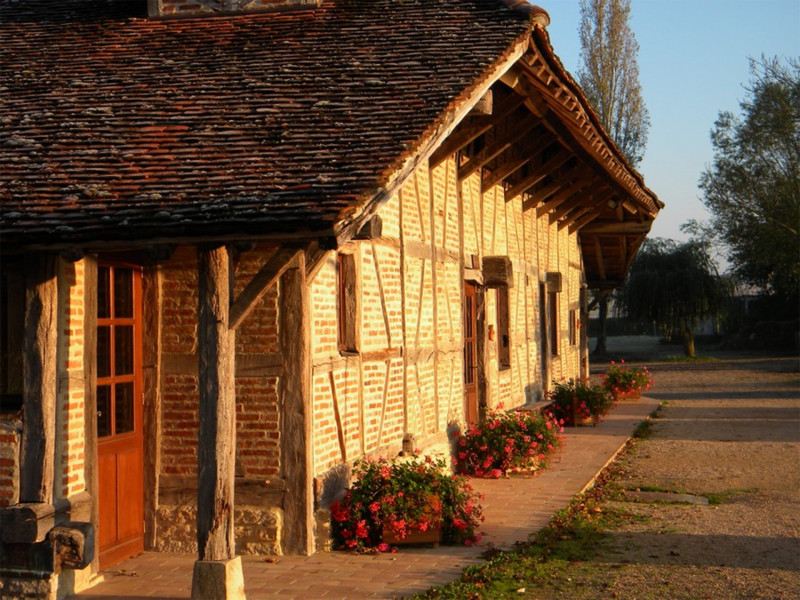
[581,220,652,235]
[504,145,570,201]
[558,187,614,230]
[458,112,541,180]
[536,175,593,218]
[548,177,601,224]
[522,176,565,211]
[483,129,556,193]
[594,237,607,282]
[429,94,526,167]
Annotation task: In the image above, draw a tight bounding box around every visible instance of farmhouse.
[0,0,661,597]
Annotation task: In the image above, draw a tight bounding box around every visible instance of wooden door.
[463,282,479,425]
[96,263,144,569]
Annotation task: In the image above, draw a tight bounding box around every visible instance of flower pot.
[382,495,442,548]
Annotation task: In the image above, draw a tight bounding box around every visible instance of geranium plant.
[455,406,564,478]
[548,377,614,424]
[330,455,484,551]
[603,360,654,399]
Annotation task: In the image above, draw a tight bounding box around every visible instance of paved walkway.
[71,398,659,600]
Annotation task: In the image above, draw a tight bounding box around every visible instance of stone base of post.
[190,556,246,600]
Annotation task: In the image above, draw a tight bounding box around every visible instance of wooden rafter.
[482,129,556,193]
[536,176,592,218]
[429,94,526,167]
[558,187,613,230]
[504,145,570,201]
[458,112,541,180]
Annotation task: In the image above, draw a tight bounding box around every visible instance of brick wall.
[0,418,20,507]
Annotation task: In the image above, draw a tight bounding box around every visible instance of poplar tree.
[577,0,650,354]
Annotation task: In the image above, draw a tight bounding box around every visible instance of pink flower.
[490,469,503,478]
[355,520,369,539]
[377,542,390,552]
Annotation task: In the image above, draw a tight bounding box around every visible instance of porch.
[69,398,658,599]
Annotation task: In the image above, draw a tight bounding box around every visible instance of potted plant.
[330,455,483,551]
[603,360,654,400]
[454,406,564,477]
[548,378,613,426]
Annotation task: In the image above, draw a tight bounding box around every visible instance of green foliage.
[698,56,800,317]
[330,455,483,551]
[577,0,649,166]
[547,377,614,423]
[455,407,564,478]
[616,237,731,356]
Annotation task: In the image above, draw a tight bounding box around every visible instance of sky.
[541,0,800,242]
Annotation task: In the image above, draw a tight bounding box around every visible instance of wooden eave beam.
[229,245,303,330]
[483,129,557,193]
[504,146,571,201]
[581,220,652,235]
[549,179,601,224]
[429,94,526,168]
[594,237,607,282]
[458,112,542,181]
[536,176,592,218]
[558,187,614,230]
[522,178,564,212]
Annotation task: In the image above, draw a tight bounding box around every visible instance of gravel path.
[551,341,800,600]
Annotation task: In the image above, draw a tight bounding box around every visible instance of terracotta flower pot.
[382,495,442,547]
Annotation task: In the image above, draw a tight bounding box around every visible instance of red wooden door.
[96,264,144,569]
[463,282,479,425]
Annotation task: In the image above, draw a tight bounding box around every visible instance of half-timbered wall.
[310,150,584,484]
[157,244,284,554]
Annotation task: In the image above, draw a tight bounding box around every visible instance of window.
[569,309,578,346]
[548,290,559,356]
[337,252,358,353]
[497,286,510,369]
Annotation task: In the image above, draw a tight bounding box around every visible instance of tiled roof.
[0,0,531,250]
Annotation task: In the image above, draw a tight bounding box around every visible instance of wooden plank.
[196,245,236,562]
[20,253,58,504]
[279,254,313,555]
[327,372,347,463]
[594,237,607,282]
[82,255,100,571]
[229,245,302,331]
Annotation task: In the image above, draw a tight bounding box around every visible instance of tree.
[576,0,650,355]
[698,56,800,318]
[577,0,650,168]
[617,238,730,357]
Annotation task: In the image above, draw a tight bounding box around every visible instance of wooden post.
[279,252,313,555]
[192,245,245,600]
[20,253,58,505]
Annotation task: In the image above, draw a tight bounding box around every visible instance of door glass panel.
[113,269,133,318]
[97,326,111,378]
[97,385,112,438]
[115,382,134,434]
[115,326,134,376]
[98,267,110,319]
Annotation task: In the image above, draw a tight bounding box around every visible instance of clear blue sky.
[542,0,800,242]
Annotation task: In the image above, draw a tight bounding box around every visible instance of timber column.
[191,245,246,600]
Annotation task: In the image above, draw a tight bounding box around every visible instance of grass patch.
[704,488,758,505]
[413,493,631,599]
[664,355,718,363]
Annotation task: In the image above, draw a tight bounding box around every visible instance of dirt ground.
[548,337,800,599]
